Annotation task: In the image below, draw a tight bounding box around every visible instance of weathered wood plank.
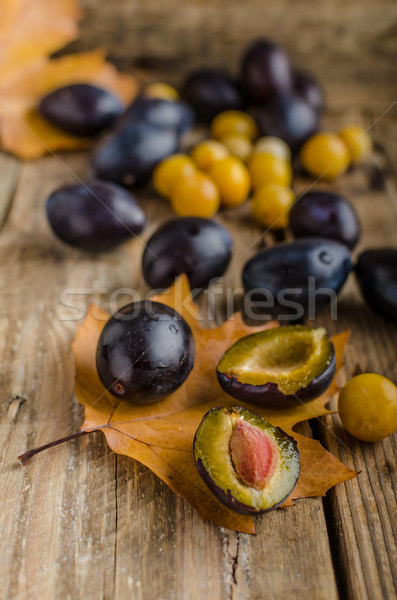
[0,153,339,600]
[0,152,20,230]
[75,0,397,114]
[312,117,397,600]
[0,155,128,600]
[0,2,396,596]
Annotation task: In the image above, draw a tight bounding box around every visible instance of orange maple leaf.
[72,276,357,534]
[0,0,138,159]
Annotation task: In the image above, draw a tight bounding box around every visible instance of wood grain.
[0,154,340,600]
[313,116,397,600]
[0,152,20,229]
[74,0,397,114]
[0,1,396,599]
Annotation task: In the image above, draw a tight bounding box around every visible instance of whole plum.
[240,39,292,103]
[39,84,123,137]
[182,69,242,122]
[292,69,324,114]
[124,96,194,135]
[255,92,319,153]
[289,191,360,249]
[96,301,195,403]
[142,217,233,290]
[46,180,147,252]
[242,238,352,320]
[355,249,397,321]
[91,122,179,186]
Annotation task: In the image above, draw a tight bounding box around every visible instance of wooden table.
[1,1,397,598]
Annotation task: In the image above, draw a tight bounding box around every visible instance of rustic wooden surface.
[1,1,397,599]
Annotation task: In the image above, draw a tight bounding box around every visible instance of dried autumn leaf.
[73,276,357,534]
[0,0,81,86]
[0,0,138,158]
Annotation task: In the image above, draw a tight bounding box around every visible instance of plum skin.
[39,84,123,137]
[182,69,242,122]
[91,122,179,186]
[242,237,353,320]
[355,249,397,322]
[46,180,147,252]
[289,191,360,249]
[142,217,233,291]
[254,92,320,153]
[216,348,336,407]
[124,96,194,135]
[292,69,324,114]
[96,301,195,403]
[240,38,292,102]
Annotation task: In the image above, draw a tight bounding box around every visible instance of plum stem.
[17,429,98,465]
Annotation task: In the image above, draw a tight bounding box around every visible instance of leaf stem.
[17,430,97,465]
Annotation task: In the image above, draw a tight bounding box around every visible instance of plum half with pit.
[216,325,336,407]
[96,301,195,403]
[194,406,300,514]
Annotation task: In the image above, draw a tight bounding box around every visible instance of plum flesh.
[216,326,336,407]
[194,406,300,514]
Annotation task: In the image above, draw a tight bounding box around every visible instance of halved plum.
[216,325,335,407]
[194,406,300,515]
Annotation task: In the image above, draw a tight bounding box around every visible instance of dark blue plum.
[355,249,397,322]
[39,84,123,137]
[292,69,324,114]
[242,238,352,320]
[240,39,292,102]
[96,301,195,404]
[289,191,360,249]
[181,69,242,122]
[124,96,194,135]
[255,92,319,153]
[142,217,233,291]
[46,180,147,252]
[91,122,179,186]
